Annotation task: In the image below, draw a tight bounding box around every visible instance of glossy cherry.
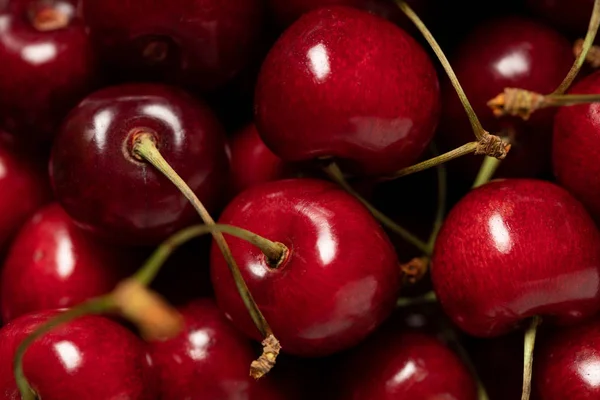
[49,83,230,246]
[0,310,157,399]
[527,0,594,37]
[439,16,573,181]
[0,203,145,322]
[552,71,600,223]
[81,0,263,92]
[431,179,600,337]
[254,6,440,176]
[534,317,600,399]
[0,0,98,143]
[210,178,401,357]
[149,298,293,400]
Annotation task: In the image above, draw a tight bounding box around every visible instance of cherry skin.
[210,178,401,357]
[50,82,230,246]
[0,203,145,322]
[81,0,263,92]
[552,71,600,223]
[431,179,600,338]
[148,298,292,400]
[0,310,157,399]
[0,132,51,256]
[0,0,98,143]
[527,0,594,37]
[254,6,440,176]
[439,16,573,181]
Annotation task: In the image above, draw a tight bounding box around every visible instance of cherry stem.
[28,2,72,32]
[322,162,430,255]
[472,156,502,189]
[396,290,437,307]
[394,0,486,141]
[521,316,542,400]
[131,132,274,339]
[553,0,600,95]
[426,143,447,253]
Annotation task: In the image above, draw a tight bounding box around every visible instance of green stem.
[396,290,437,307]
[545,93,600,107]
[553,0,600,94]
[472,156,502,189]
[521,316,542,400]
[426,143,447,253]
[323,162,430,255]
[394,0,486,141]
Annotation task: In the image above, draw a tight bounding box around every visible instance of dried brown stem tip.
[487,88,546,120]
[574,38,600,68]
[250,334,281,379]
[400,257,429,284]
[475,133,511,160]
[112,279,184,341]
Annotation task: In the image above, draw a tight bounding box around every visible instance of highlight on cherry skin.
[2,1,600,399]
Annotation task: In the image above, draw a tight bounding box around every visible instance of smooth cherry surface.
[82,0,263,92]
[431,179,600,337]
[439,16,573,180]
[50,83,229,245]
[1,203,142,322]
[0,310,157,399]
[149,298,290,400]
[535,318,600,399]
[553,71,600,222]
[210,178,401,357]
[255,6,440,176]
[0,0,97,142]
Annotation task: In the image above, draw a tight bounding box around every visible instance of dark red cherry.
[81,0,263,92]
[0,132,51,256]
[431,179,600,337]
[535,317,600,399]
[149,298,292,400]
[527,0,593,37]
[50,83,230,246]
[439,16,573,181]
[0,203,144,322]
[210,178,401,357]
[254,6,440,176]
[552,71,600,223]
[0,0,98,143]
[0,310,157,399]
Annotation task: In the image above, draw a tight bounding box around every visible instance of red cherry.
[0,132,51,255]
[527,0,594,37]
[81,0,263,92]
[254,6,440,176]
[431,179,600,337]
[535,317,600,399]
[210,178,401,357]
[0,310,157,399]
[439,16,573,180]
[0,203,145,322]
[552,70,600,223]
[0,0,98,143]
[149,298,291,399]
[49,83,230,246]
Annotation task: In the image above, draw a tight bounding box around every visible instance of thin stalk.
[426,143,447,253]
[545,93,600,107]
[521,316,542,400]
[472,156,502,189]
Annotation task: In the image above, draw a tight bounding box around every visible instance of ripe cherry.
[210,178,401,357]
[527,0,594,37]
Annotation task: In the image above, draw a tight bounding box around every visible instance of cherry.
[0,132,51,256]
[210,178,401,357]
[49,82,230,246]
[0,310,157,399]
[527,0,594,37]
[534,317,600,399]
[552,70,600,223]
[254,6,441,176]
[81,0,263,92]
[431,178,600,338]
[438,16,573,181]
[148,298,291,399]
[0,203,145,323]
[0,0,98,143]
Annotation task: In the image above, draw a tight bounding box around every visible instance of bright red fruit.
[210,178,401,357]
[431,179,600,337]
[254,6,440,176]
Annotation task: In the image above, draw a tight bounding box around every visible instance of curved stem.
[323,162,430,255]
[521,316,542,400]
[394,0,486,140]
[426,143,447,253]
[472,156,502,189]
[131,132,273,338]
[553,0,600,94]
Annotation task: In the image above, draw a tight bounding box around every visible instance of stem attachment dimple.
[521,316,542,400]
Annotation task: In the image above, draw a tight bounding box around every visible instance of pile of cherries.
[0,0,599,399]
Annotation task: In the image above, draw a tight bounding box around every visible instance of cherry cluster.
[0,0,598,399]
